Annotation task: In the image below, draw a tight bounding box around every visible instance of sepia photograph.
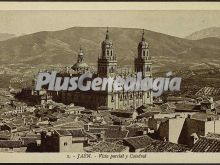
[0,2,220,163]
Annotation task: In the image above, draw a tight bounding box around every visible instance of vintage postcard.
[0,1,220,163]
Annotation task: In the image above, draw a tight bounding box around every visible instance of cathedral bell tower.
[98,27,117,77]
[135,29,152,77]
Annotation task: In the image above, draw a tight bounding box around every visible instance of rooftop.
[191,112,218,121]
[68,129,85,137]
[55,130,72,136]
[175,103,201,112]
[140,140,189,152]
[191,134,220,152]
[124,135,153,149]
[0,140,22,148]
[105,129,129,139]
[86,141,127,152]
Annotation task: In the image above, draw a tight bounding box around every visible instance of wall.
[59,136,73,152]
[71,143,84,152]
[205,120,220,135]
[168,118,185,144]
[148,118,159,131]
[158,120,169,140]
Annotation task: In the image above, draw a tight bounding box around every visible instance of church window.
[64,142,67,146]
[143,51,145,56]
[111,95,114,102]
[120,94,123,101]
[110,67,114,73]
[146,66,149,72]
[107,50,109,56]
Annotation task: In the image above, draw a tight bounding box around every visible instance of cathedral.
[50,28,153,110]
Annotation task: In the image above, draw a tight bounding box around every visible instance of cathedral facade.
[50,28,153,110]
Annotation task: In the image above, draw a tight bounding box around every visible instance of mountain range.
[186,27,220,40]
[0,33,16,41]
[0,27,220,72]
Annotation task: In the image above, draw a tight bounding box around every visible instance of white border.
[0,2,219,10]
[0,1,220,163]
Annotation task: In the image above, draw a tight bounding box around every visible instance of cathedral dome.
[71,47,89,72]
[71,62,89,71]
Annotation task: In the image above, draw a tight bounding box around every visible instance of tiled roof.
[20,137,38,146]
[4,123,17,129]
[206,132,220,139]
[97,106,113,110]
[53,120,84,128]
[138,112,157,118]
[83,132,97,140]
[86,128,107,134]
[126,126,148,137]
[17,126,30,132]
[0,140,22,148]
[124,135,153,149]
[167,96,184,101]
[191,135,220,152]
[175,103,200,112]
[105,129,128,139]
[0,132,11,140]
[140,140,188,152]
[191,112,218,121]
[87,141,127,152]
[68,129,85,137]
[55,130,72,136]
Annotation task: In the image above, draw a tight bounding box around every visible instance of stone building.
[19,28,153,110]
[71,47,89,74]
[51,28,153,110]
[41,129,86,152]
[151,113,220,147]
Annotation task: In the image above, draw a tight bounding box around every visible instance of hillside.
[186,27,220,40]
[0,27,220,72]
[0,33,16,41]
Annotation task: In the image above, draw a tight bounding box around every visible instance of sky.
[0,10,220,38]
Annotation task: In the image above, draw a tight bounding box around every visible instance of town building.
[123,135,153,152]
[19,28,153,110]
[0,140,23,152]
[41,129,87,152]
[149,112,220,147]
